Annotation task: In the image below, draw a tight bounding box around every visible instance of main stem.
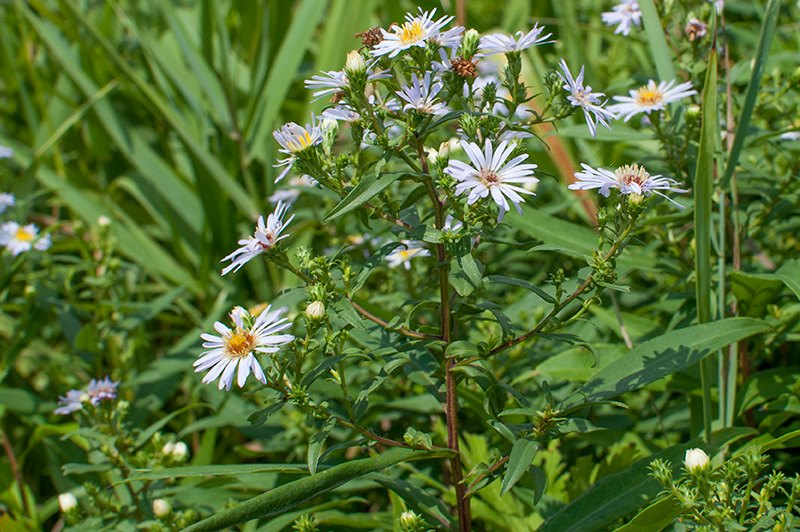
[416,140,471,531]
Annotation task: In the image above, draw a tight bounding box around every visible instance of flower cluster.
[54,376,119,415]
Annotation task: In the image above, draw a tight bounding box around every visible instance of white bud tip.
[684,448,710,471]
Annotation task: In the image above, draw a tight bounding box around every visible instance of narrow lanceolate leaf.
[775,259,800,300]
[500,438,539,495]
[572,318,770,405]
[638,0,676,82]
[539,427,754,532]
[324,171,407,221]
[183,448,450,531]
[721,0,782,189]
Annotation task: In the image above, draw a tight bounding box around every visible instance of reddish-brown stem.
[416,139,471,531]
[348,298,438,340]
[465,455,509,497]
[2,428,31,517]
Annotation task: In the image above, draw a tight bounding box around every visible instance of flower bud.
[171,441,189,461]
[684,448,710,472]
[97,215,111,227]
[59,493,78,513]
[399,510,423,532]
[161,441,174,456]
[305,301,325,320]
[345,50,366,74]
[460,28,481,59]
[153,498,171,518]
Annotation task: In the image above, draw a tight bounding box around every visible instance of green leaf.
[183,448,450,531]
[639,0,676,81]
[730,271,784,318]
[775,259,800,300]
[737,368,800,417]
[574,318,770,404]
[539,428,753,532]
[325,171,406,221]
[616,496,681,532]
[500,438,539,495]
[308,418,336,475]
[486,275,555,304]
[123,463,310,483]
[445,341,479,360]
[248,401,285,427]
[721,0,782,189]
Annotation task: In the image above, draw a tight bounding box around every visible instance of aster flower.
[322,105,362,123]
[608,79,697,122]
[86,376,119,404]
[304,66,390,101]
[386,241,430,270]
[0,222,51,256]
[778,131,800,141]
[221,201,294,275]
[558,59,616,137]
[268,175,318,205]
[195,306,294,391]
[0,192,14,214]
[479,24,553,55]
[273,120,323,182]
[569,163,686,205]
[396,72,447,115]
[429,25,465,50]
[0,145,12,159]
[54,389,89,415]
[445,139,539,221]
[371,8,454,58]
[601,0,642,36]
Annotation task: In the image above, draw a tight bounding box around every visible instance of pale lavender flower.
[268,175,318,205]
[445,139,539,221]
[396,72,447,115]
[558,59,616,137]
[372,8,454,58]
[478,24,553,55]
[221,202,294,275]
[569,163,686,206]
[0,145,12,159]
[0,192,14,214]
[386,241,430,270]
[273,121,323,182]
[608,79,697,122]
[86,377,119,405]
[304,67,390,101]
[54,390,88,415]
[602,0,642,36]
[195,306,294,390]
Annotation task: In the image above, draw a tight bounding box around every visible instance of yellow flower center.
[634,86,664,107]
[15,227,34,242]
[397,250,413,260]
[286,131,314,153]
[225,330,255,359]
[400,20,424,44]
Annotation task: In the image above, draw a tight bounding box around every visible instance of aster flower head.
[195,305,294,391]
[445,139,539,221]
[386,241,430,270]
[0,192,14,214]
[371,8,454,58]
[86,376,119,405]
[569,163,687,206]
[558,59,616,137]
[396,72,447,115]
[268,175,318,205]
[54,389,90,415]
[429,25,465,50]
[601,0,642,36]
[273,120,323,182]
[609,79,697,122]
[322,105,362,123]
[221,201,294,275]
[0,145,12,159]
[478,24,553,55]
[0,222,51,256]
[304,65,390,102]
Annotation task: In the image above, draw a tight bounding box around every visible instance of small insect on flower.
[445,139,539,221]
[386,241,430,270]
[0,192,14,214]
[371,8,454,58]
[273,121,323,182]
[558,59,616,137]
[396,72,447,115]
[609,80,697,122]
[221,201,294,276]
[479,23,553,55]
[601,0,642,37]
[195,306,294,391]
[0,222,51,256]
[570,163,687,206]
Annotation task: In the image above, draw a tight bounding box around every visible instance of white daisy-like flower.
[396,73,447,115]
[602,0,642,36]
[443,215,463,232]
[558,59,616,137]
[371,8,454,58]
[322,105,362,123]
[0,192,14,214]
[0,145,12,159]
[0,222,51,256]
[608,79,697,122]
[273,121,323,182]
[445,139,539,221]
[479,24,554,56]
[86,376,119,405]
[221,201,294,275]
[54,389,89,415]
[195,306,294,391]
[304,67,390,101]
[569,163,687,205]
[386,241,430,270]
[429,25,465,49]
[778,131,800,141]
[268,175,318,205]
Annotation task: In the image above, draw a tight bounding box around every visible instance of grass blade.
[639,0,677,81]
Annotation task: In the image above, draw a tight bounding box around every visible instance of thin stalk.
[347,298,438,340]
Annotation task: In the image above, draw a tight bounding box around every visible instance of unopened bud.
[305,301,325,320]
[684,448,710,472]
[59,493,78,513]
[399,510,423,532]
[97,215,111,227]
[153,498,171,518]
[460,28,481,59]
[345,50,366,74]
[172,441,189,461]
